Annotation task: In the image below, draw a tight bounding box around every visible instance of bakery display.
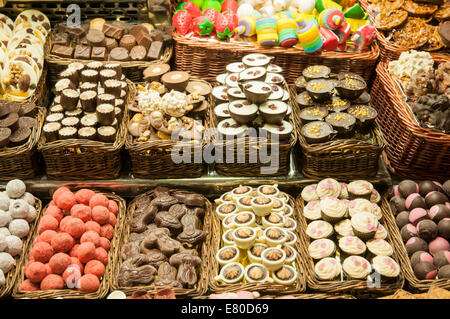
[0,10,49,101]
[388,179,450,281]
[50,19,171,62]
[0,101,38,147]
[299,178,403,290]
[42,62,128,143]
[212,184,303,292]
[388,50,449,133]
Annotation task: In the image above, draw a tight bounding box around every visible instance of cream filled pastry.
[316,178,341,199]
[306,220,334,239]
[314,257,342,281]
[320,196,348,223]
[371,203,383,221]
[348,198,373,217]
[301,184,319,202]
[309,238,336,260]
[342,256,372,280]
[303,201,322,221]
[351,212,379,241]
[334,219,354,237]
[372,256,400,279]
[339,236,367,256]
[347,180,374,199]
[366,239,393,257]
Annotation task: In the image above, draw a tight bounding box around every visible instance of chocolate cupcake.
[115,99,125,109]
[104,79,122,97]
[114,107,123,122]
[55,78,74,96]
[80,69,99,83]
[306,79,334,102]
[58,126,78,140]
[43,122,61,142]
[78,127,97,140]
[335,73,366,101]
[99,69,117,87]
[59,68,79,87]
[61,116,80,128]
[97,93,115,106]
[104,63,122,78]
[299,106,328,124]
[294,76,307,93]
[325,112,356,136]
[301,121,335,144]
[60,89,80,111]
[80,90,98,112]
[45,113,64,123]
[0,128,11,148]
[80,82,98,93]
[97,126,116,143]
[86,61,104,72]
[65,109,83,119]
[302,65,331,81]
[80,114,98,128]
[325,96,350,112]
[96,104,115,126]
[295,91,314,108]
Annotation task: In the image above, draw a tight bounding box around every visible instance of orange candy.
[99,237,110,251]
[40,274,64,290]
[95,247,108,265]
[44,206,64,223]
[31,242,54,263]
[19,279,39,291]
[108,213,117,226]
[25,261,47,283]
[62,265,82,288]
[69,244,80,258]
[64,217,86,239]
[51,232,74,253]
[69,256,84,273]
[89,194,109,209]
[84,260,105,278]
[78,242,96,263]
[49,253,71,274]
[78,274,100,293]
[107,200,119,215]
[37,230,57,244]
[75,189,96,206]
[100,224,114,240]
[70,204,92,222]
[91,206,110,225]
[80,230,101,247]
[52,187,71,202]
[38,215,59,234]
[85,221,101,234]
[55,191,77,211]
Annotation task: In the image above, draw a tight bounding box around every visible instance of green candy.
[191,0,204,9]
[344,4,366,19]
[202,0,221,11]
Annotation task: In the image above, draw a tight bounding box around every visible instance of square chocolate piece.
[74,45,91,60]
[147,41,163,60]
[136,31,152,50]
[150,29,164,42]
[52,33,69,46]
[51,44,74,58]
[67,27,86,42]
[103,23,125,41]
[91,46,107,61]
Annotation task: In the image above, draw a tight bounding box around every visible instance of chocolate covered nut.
[130,45,147,61]
[177,214,206,245]
[80,90,98,113]
[97,126,116,143]
[60,89,80,111]
[91,47,106,61]
[105,37,118,51]
[154,211,183,235]
[147,41,163,60]
[109,47,129,61]
[51,44,74,58]
[43,122,61,142]
[0,113,19,131]
[119,34,136,52]
[18,116,35,129]
[77,127,97,140]
[0,128,11,148]
[169,251,201,288]
[102,23,125,40]
[155,262,182,288]
[87,29,106,47]
[74,45,91,60]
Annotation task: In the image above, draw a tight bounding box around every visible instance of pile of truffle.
[214,185,299,285]
[118,187,207,289]
[0,101,37,148]
[19,187,118,293]
[0,179,38,287]
[301,178,401,282]
[390,179,450,280]
[51,18,172,62]
[42,62,127,143]
[128,66,208,142]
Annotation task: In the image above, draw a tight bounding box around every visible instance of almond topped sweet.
[248,266,264,280]
[220,248,236,260]
[266,249,282,261]
[224,266,240,279]
[276,267,293,280]
[251,245,266,257]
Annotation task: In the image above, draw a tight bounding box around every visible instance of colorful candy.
[297,19,323,53]
[319,27,339,51]
[351,24,376,49]
[333,21,351,44]
[318,9,344,30]
[256,17,278,47]
[276,15,298,47]
[235,13,258,37]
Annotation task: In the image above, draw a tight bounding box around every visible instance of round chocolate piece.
[417,219,438,242]
[18,117,35,129]
[390,196,406,215]
[110,47,130,61]
[429,204,450,223]
[409,208,429,226]
[434,250,450,268]
[438,265,450,279]
[425,191,449,208]
[398,180,419,198]
[401,224,418,242]
[143,64,171,82]
[87,29,106,46]
[414,262,437,280]
[419,181,441,197]
[105,37,118,51]
[396,211,411,229]
[443,180,450,197]
[0,113,19,131]
[60,89,80,111]
[130,45,147,61]
[438,218,450,240]
[405,193,426,210]
[0,128,11,148]
[299,106,328,123]
[406,237,428,255]
[119,34,136,52]
[410,251,434,268]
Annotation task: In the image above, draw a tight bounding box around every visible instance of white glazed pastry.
[316,178,341,199]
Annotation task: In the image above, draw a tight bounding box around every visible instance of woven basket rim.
[208,194,307,294]
[0,198,42,298]
[295,194,405,293]
[110,188,212,298]
[12,191,127,299]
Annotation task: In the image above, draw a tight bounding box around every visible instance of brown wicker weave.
[0,107,46,181]
[295,194,405,293]
[38,80,133,180]
[209,195,306,294]
[371,59,450,181]
[110,188,213,298]
[126,79,211,179]
[13,191,127,299]
[45,30,173,84]
[0,197,42,298]
[381,197,450,292]
[211,83,297,177]
[291,87,386,180]
[359,0,449,62]
[263,293,356,299]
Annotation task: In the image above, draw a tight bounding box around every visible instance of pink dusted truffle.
[429,237,450,255]
[44,206,64,223]
[91,206,110,225]
[398,180,419,198]
[52,187,71,202]
[69,244,80,258]
[429,204,450,223]
[410,251,434,268]
[51,232,74,253]
[59,216,74,232]
[80,230,101,247]
[70,204,91,223]
[37,230,57,244]
[78,274,100,292]
[40,274,64,290]
[84,260,105,278]
[78,242,96,263]
[75,189,96,206]
[19,279,39,291]
[65,217,86,239]
[38,215,59,234]
[100,224,114,240]
[95,247,108,265]
[25,261,48,283]
[49,253,71,274]
[414,262,438,280]
[89,194,109,209]
[108,200,118,215]
[434,250,450,268]
[31,242,54,263]
[56,191,77,211]
[401,224,418,242]
[405,237,428,255]
[44,263,52,276]
[108,213,116,226]
[69,256,84,273]
[409,208,429,225]
[62,264,82,287]
[99,237,110,251]
[405,193,426,210]
[85,221,101,234]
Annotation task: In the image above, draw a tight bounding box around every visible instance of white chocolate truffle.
[5,179,26,199]
[8,219,29,238]
[0,269,4,287]
[9,199,29,219]
[0,252,15,274]
[25,205,37,223]
[0,234,6,252]
[20,192,35,206]
[0,210,11,227]
[0,192,10,211]
[0,228,10,237]
[5,235,22,256]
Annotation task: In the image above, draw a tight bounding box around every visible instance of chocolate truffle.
[406,237,428,255]
[414,262,437,280]
[425,191,449,208]
[401,224,418,242]
[429,204,450,223]
[443,180,450,197]
[410,251,434,268]
[419,181,441,197]
[434,250,450,268]
[396,211,411,229]
[405,193,426,210]
[438,218,450,240]
[429,237,450,255]
[417,220,438,242]
[398,180,419,198]
[390,196,406,215]
[409,208,429,225]
[438,265,450,279]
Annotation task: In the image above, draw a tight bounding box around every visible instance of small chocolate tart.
[325,96,351,112]
[226,87,246,101]
[258,185,278,196]
[61,116,80,128]
[225,73,240,88]
[238,196,253,207]
[80,90,97,112]
[275,266,295,281]
[335,73,366,101]
[218,203,237,215]
[80,82,98,93]
[347,105,377,129]
[265,247,284,260]
[265,73,285,85]
[239,67,267,82]
[234,213,252,225]
[259,101,288,125]
[250,244,266,258]
[273,198,284,210]
[301,121,335,144]
[228,100,258,125]
[242,53,273,68]
[214,103,231,122]
[295,76,308,93]
[267,84,284,100]
[325,112,356,135]
[186,81,212,96]
[232,185,252,195]
[212,86,229,104]
[247,265,267,281]
[219,247,238,260]
[143,64,171,82]
[295,91,314,108]
[302,65,331,81]
[281,245,294,259]
[226,62,245,74]
[223,264,242,280]
[306,79,334,102]
[242,81,272,104]
[97,126,116,143]
[60,89,80,111]
[80,114,98,128]
[235,227,254,239]
[267,64,283,74]
[299,106,329,124]
[161,71,190,92]
[261,121,293,141]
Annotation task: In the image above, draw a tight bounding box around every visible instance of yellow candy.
[345,18,369,33]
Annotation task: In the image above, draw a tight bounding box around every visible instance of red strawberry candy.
[193,16,214,36]
[222,10,238,27]
[221,0,238,13]
[180,1,202,18]
[173,10,193,36]
[216,11,237,40]
[202,8,219,31]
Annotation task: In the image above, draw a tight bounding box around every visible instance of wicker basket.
[263,293,356,299]
[295,194,405,294]
[13,191,127,299]
[0,197,42,298]
[45,30,173,84]
[290,87,386,180]
[371,59,450,181]
[359,0,450,62]
[209,195,307,294]
[37,80,133,180]
[211,83,297,177]
[381,197,450,292]
[0,107,46,181]
[110,188,213,298]
[126,79,211,179]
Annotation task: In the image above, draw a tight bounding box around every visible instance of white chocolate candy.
[9,199,29,219]
[5,235,22,256]
[0,210,11,227]
[0,252,15,274]
[8,219,29,238]
[6,179,26,199]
